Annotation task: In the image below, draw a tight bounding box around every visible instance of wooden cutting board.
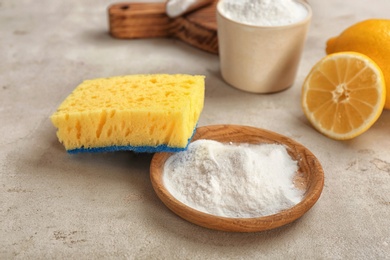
[108,1,218,54]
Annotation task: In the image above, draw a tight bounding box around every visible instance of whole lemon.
[326,19,390,109]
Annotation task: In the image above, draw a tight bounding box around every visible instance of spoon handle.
[166,0,214,18]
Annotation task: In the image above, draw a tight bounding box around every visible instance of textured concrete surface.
[1,0,390,259]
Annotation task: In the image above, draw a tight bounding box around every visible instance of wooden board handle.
[108,2,173,39]
[108,2,219,54]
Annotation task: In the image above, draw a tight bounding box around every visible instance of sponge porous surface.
[51,74,205,153]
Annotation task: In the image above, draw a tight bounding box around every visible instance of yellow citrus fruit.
[302,52,386,140]
[326,19,390,109]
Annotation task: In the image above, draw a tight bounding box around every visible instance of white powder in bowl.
[163,139,303,218]
[219,0,308,26]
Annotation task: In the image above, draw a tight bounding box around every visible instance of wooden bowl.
[150,125,324,232]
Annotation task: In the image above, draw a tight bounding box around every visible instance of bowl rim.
[150,124,324,232]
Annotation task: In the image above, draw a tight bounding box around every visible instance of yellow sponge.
[50,74,205,153]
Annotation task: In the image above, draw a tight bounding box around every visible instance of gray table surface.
[1,0,389,259]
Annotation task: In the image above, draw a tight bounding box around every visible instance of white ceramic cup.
[217,0,312,93]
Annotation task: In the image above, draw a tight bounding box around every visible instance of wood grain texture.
[150,125,324,232]
[108,1,218,54]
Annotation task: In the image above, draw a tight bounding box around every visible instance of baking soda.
[219,0,308,26]
[163,140,303,218]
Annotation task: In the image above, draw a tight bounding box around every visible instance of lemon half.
[302,52,386,140]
